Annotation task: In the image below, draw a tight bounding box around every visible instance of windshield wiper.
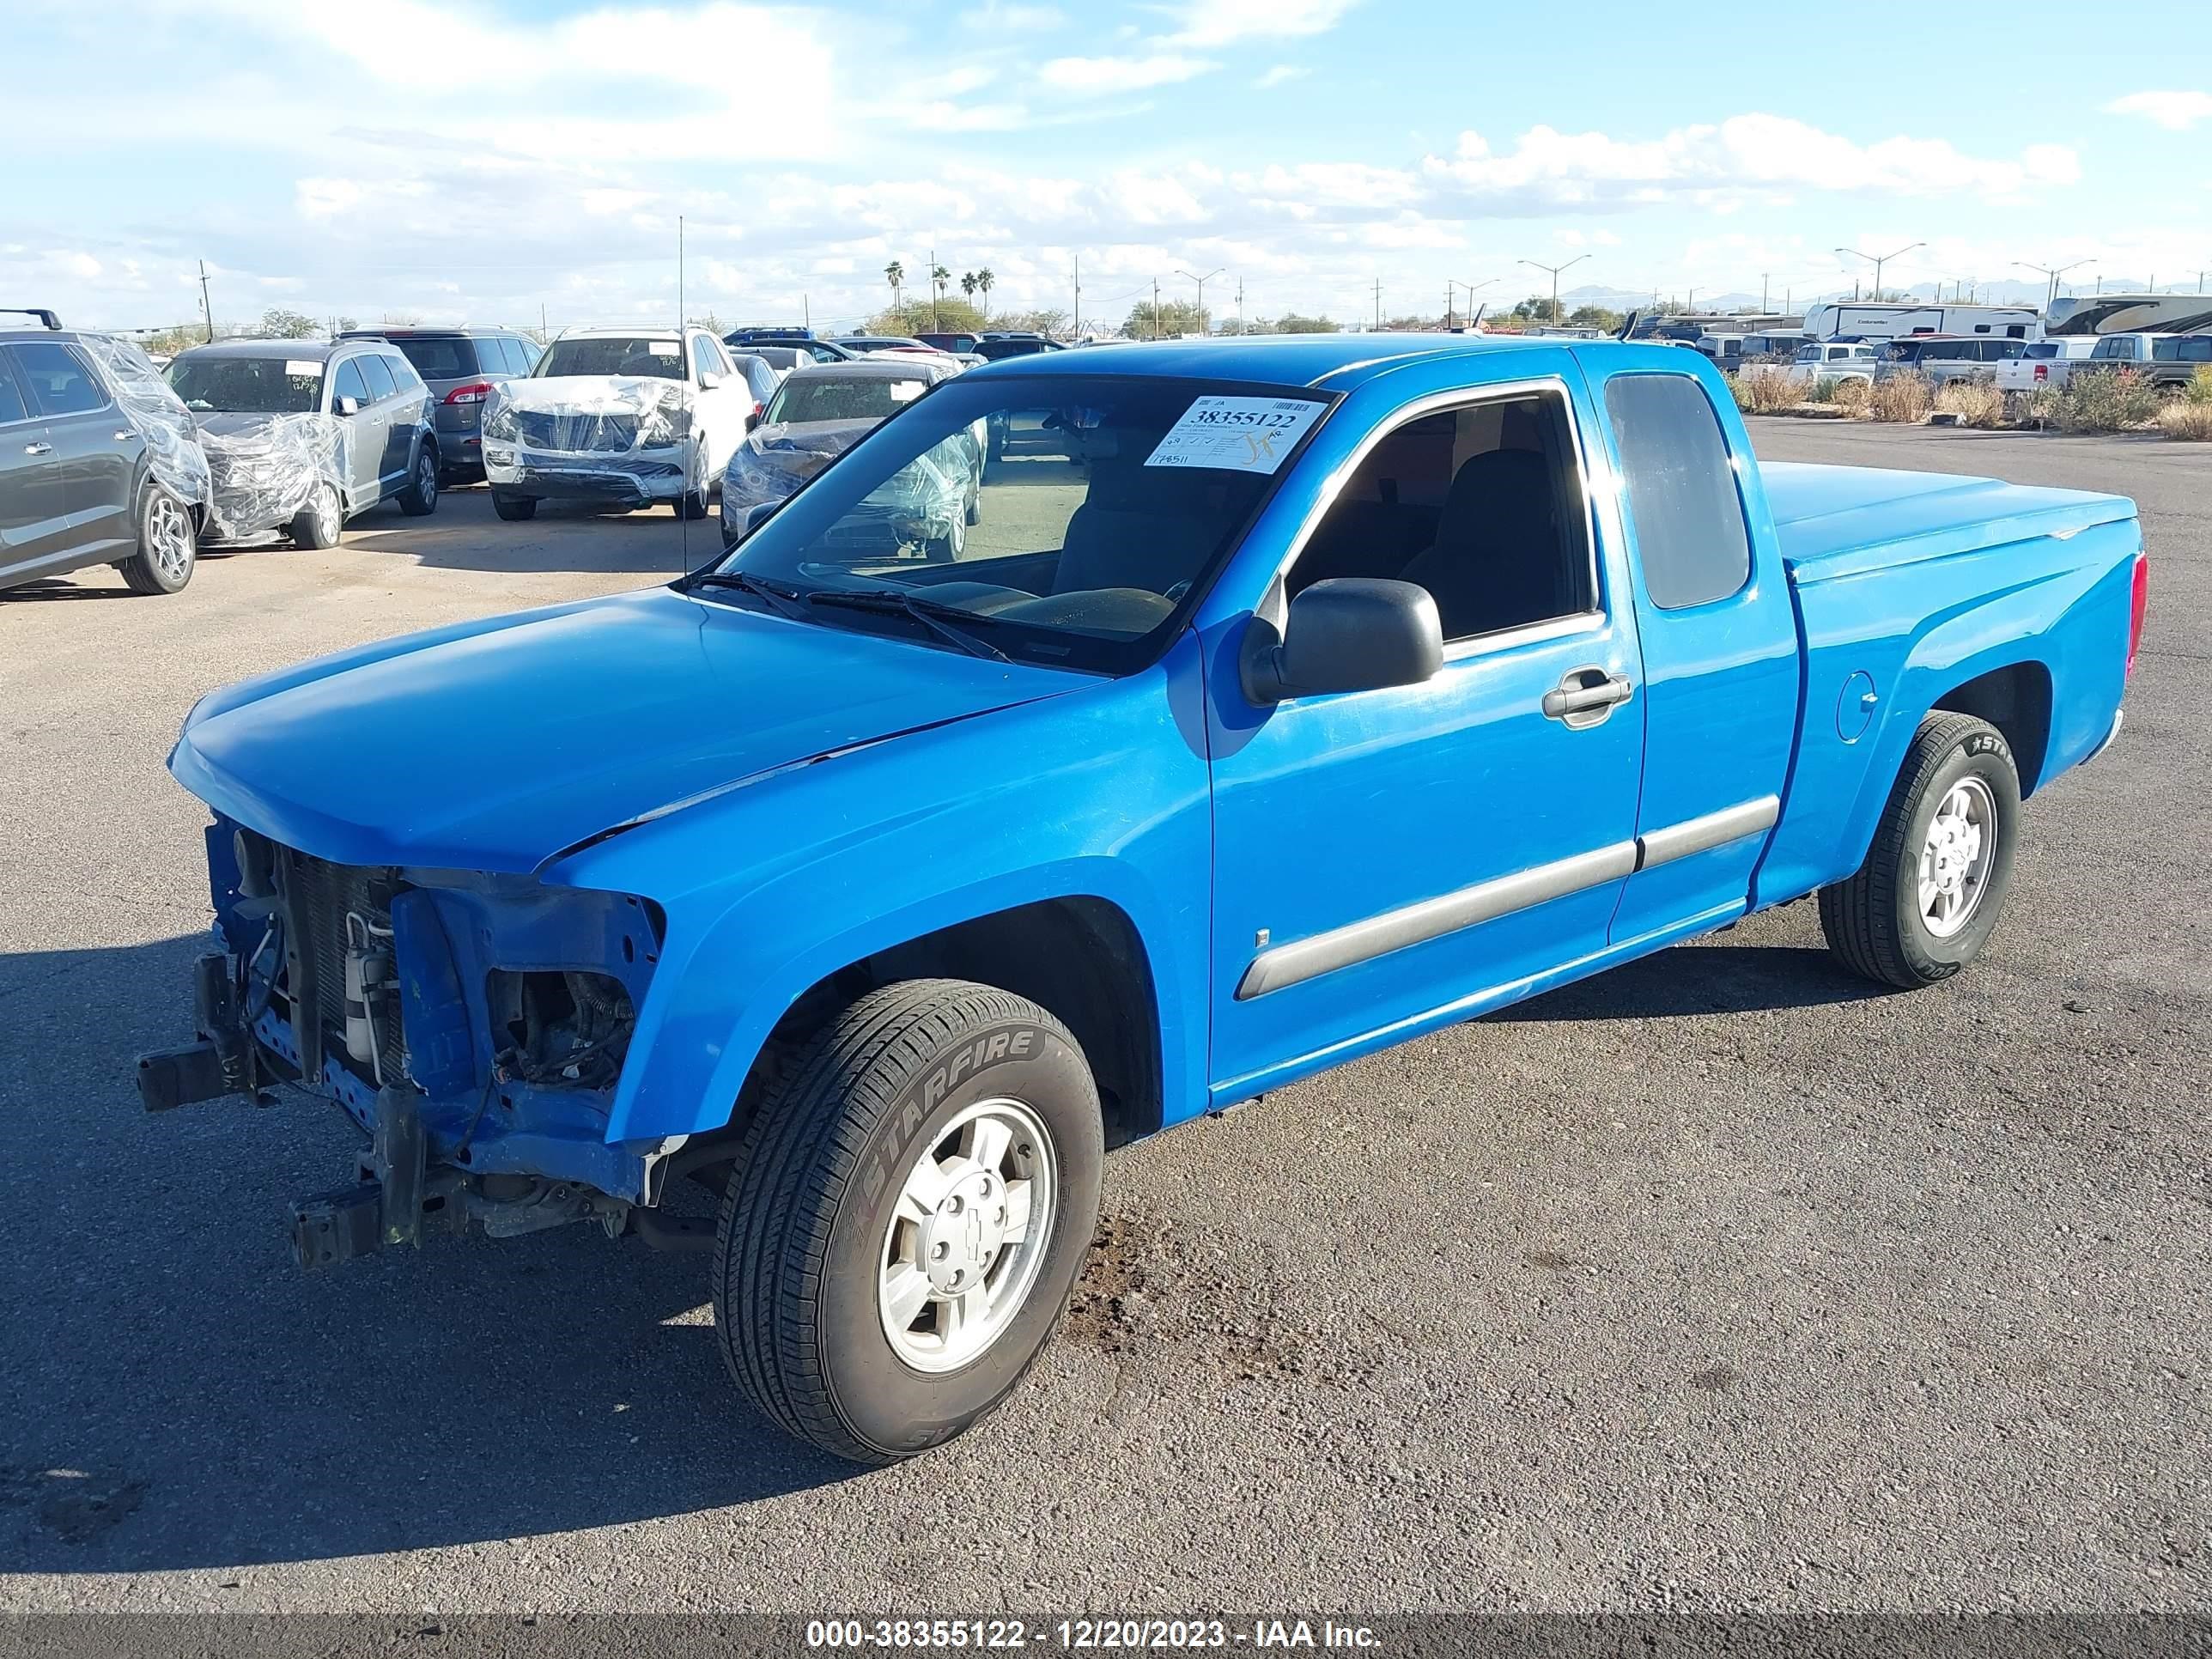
[805,587,1012,662]
[685,569,812,622]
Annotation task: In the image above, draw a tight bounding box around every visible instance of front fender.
[544,632,1215,1145]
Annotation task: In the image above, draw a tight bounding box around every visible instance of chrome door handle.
[114,430,135,441]
[24,441,53,456]
[1542,670,1633,727]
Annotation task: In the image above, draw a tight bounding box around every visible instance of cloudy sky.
[9,0,2209,335]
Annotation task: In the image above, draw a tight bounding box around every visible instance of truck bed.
[1751,460,2140,914]
[1761,462,2135,580]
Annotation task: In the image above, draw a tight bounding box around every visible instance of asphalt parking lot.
[1,425,2205,1614]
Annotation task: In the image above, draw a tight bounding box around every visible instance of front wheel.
[1820,713,2021,988]
[289,483,343,550]
[121,483,196,594]
[714,979,1103,1464]
[490,490,538,522]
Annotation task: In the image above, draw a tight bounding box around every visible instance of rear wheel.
[398,446,439,516]
[289,483,343,550]
[491,490,538,522]
[1820,713,2021,988]
[120,483,196,594]
[714,979,1103,1464]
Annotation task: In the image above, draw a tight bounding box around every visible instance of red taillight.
[443,381,494,405]
[2033,362,2048,382]
[751,401,764,418]
[2127,552,2148,676]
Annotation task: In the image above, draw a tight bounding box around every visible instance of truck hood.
[170,586,1076,874]
[1764,462,2135,580]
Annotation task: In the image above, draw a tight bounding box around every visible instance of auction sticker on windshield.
[1145,396,1325,474]
[284,360,325,378]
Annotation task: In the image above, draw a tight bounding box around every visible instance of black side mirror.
[1243,578,1443,704]
[744,410,763,433]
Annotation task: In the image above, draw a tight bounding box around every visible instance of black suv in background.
[1,309,207,597]
[338,325,539,483]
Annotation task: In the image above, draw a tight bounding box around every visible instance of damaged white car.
[482,327,760,521]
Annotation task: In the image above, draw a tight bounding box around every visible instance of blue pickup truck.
[142,336,2146,1463]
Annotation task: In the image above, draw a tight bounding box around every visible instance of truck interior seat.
[1400,448,1577,638]
[1053,453,1231,596]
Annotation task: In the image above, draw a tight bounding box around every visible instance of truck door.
[1577,364,1798,946]
[1206,376,1644,1099]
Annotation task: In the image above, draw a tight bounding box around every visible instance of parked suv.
[1,309,210,596]
[168,338,440,547]
[2075,332,2212,395]
[340,326,539,484]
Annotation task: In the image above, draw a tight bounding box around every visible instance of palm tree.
[884,259,904,309]
[931,263,951,301]
[976,267,994,318]
[961,271,979,302]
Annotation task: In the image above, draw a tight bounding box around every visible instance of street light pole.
[1176,267,1224,337]
[1835,241,1924,302]
[1517,255,1587,325]
[2013,258,2095,311]
[1455,277,1498,331]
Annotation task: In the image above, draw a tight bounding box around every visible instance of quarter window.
[1604,374,1753,611]
[0,352,30,424]
[1286,390,1595,642]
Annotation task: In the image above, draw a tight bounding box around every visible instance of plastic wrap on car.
[862,440,969,541]
[78,336,213,517]
[721,419,873,516]
[199,416,350,537]
[483,376,695,485]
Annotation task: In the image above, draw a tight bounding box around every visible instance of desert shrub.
[2185,365,2212,407]
[1729,366,1799,414]
[1935,379,2008,429]
[1808,375,1872,413]
[1868,370,1933,423]
[2014,384,2062,428]
[2055,368,2161,433]
[2158,400,2212,441]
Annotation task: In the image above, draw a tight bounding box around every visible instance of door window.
[331,358,372,410]
[0,352,31,424]
[11,342,109,416]
[355,354,398,402]
[1604,374,1752,611]
[1285,391,1595,643]
[691,335,725,384]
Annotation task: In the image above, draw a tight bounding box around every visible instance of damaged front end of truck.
[137,816,708,1270]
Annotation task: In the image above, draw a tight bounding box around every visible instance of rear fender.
[1756,519,2136,906]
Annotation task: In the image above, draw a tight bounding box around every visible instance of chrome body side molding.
[1635,795,1779,870]
[1235,841,1639,1000]
[1235,795,1782,1000]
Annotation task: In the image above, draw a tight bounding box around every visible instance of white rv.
[1802,302,2040,343]
[2045,292,2212,337]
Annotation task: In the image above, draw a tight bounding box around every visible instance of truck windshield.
[699,373,1337,675]
[168,356,324,413]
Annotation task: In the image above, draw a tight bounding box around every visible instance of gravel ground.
[0,427,2204,1616]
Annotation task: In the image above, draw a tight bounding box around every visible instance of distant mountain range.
[1542,279,2197,316]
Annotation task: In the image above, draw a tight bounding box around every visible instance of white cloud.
[1255,64,1309,88]
[2106,90,2212,131]
[959,1,1065,27]
[1425,116,2079,210]
[1038,53,1212,94]
[1164,0,1358,47]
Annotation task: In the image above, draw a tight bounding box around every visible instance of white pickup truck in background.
[1994,336,2102,393]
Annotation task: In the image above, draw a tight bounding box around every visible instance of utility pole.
[1176,267,1224,336]
[1372,278,1382,331]
[2014,258,2094,311]
[198,260,215,343]
[1236,276,1243,332]
[1073,252,1080,338]
[804,293,811,328]
[1518,255,1587,325]
[678,215,685,331]
[1152,278,1160,340]
[1761,273,1770,313]
[1836,241,1923,304]
[1445,282,1455,331]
